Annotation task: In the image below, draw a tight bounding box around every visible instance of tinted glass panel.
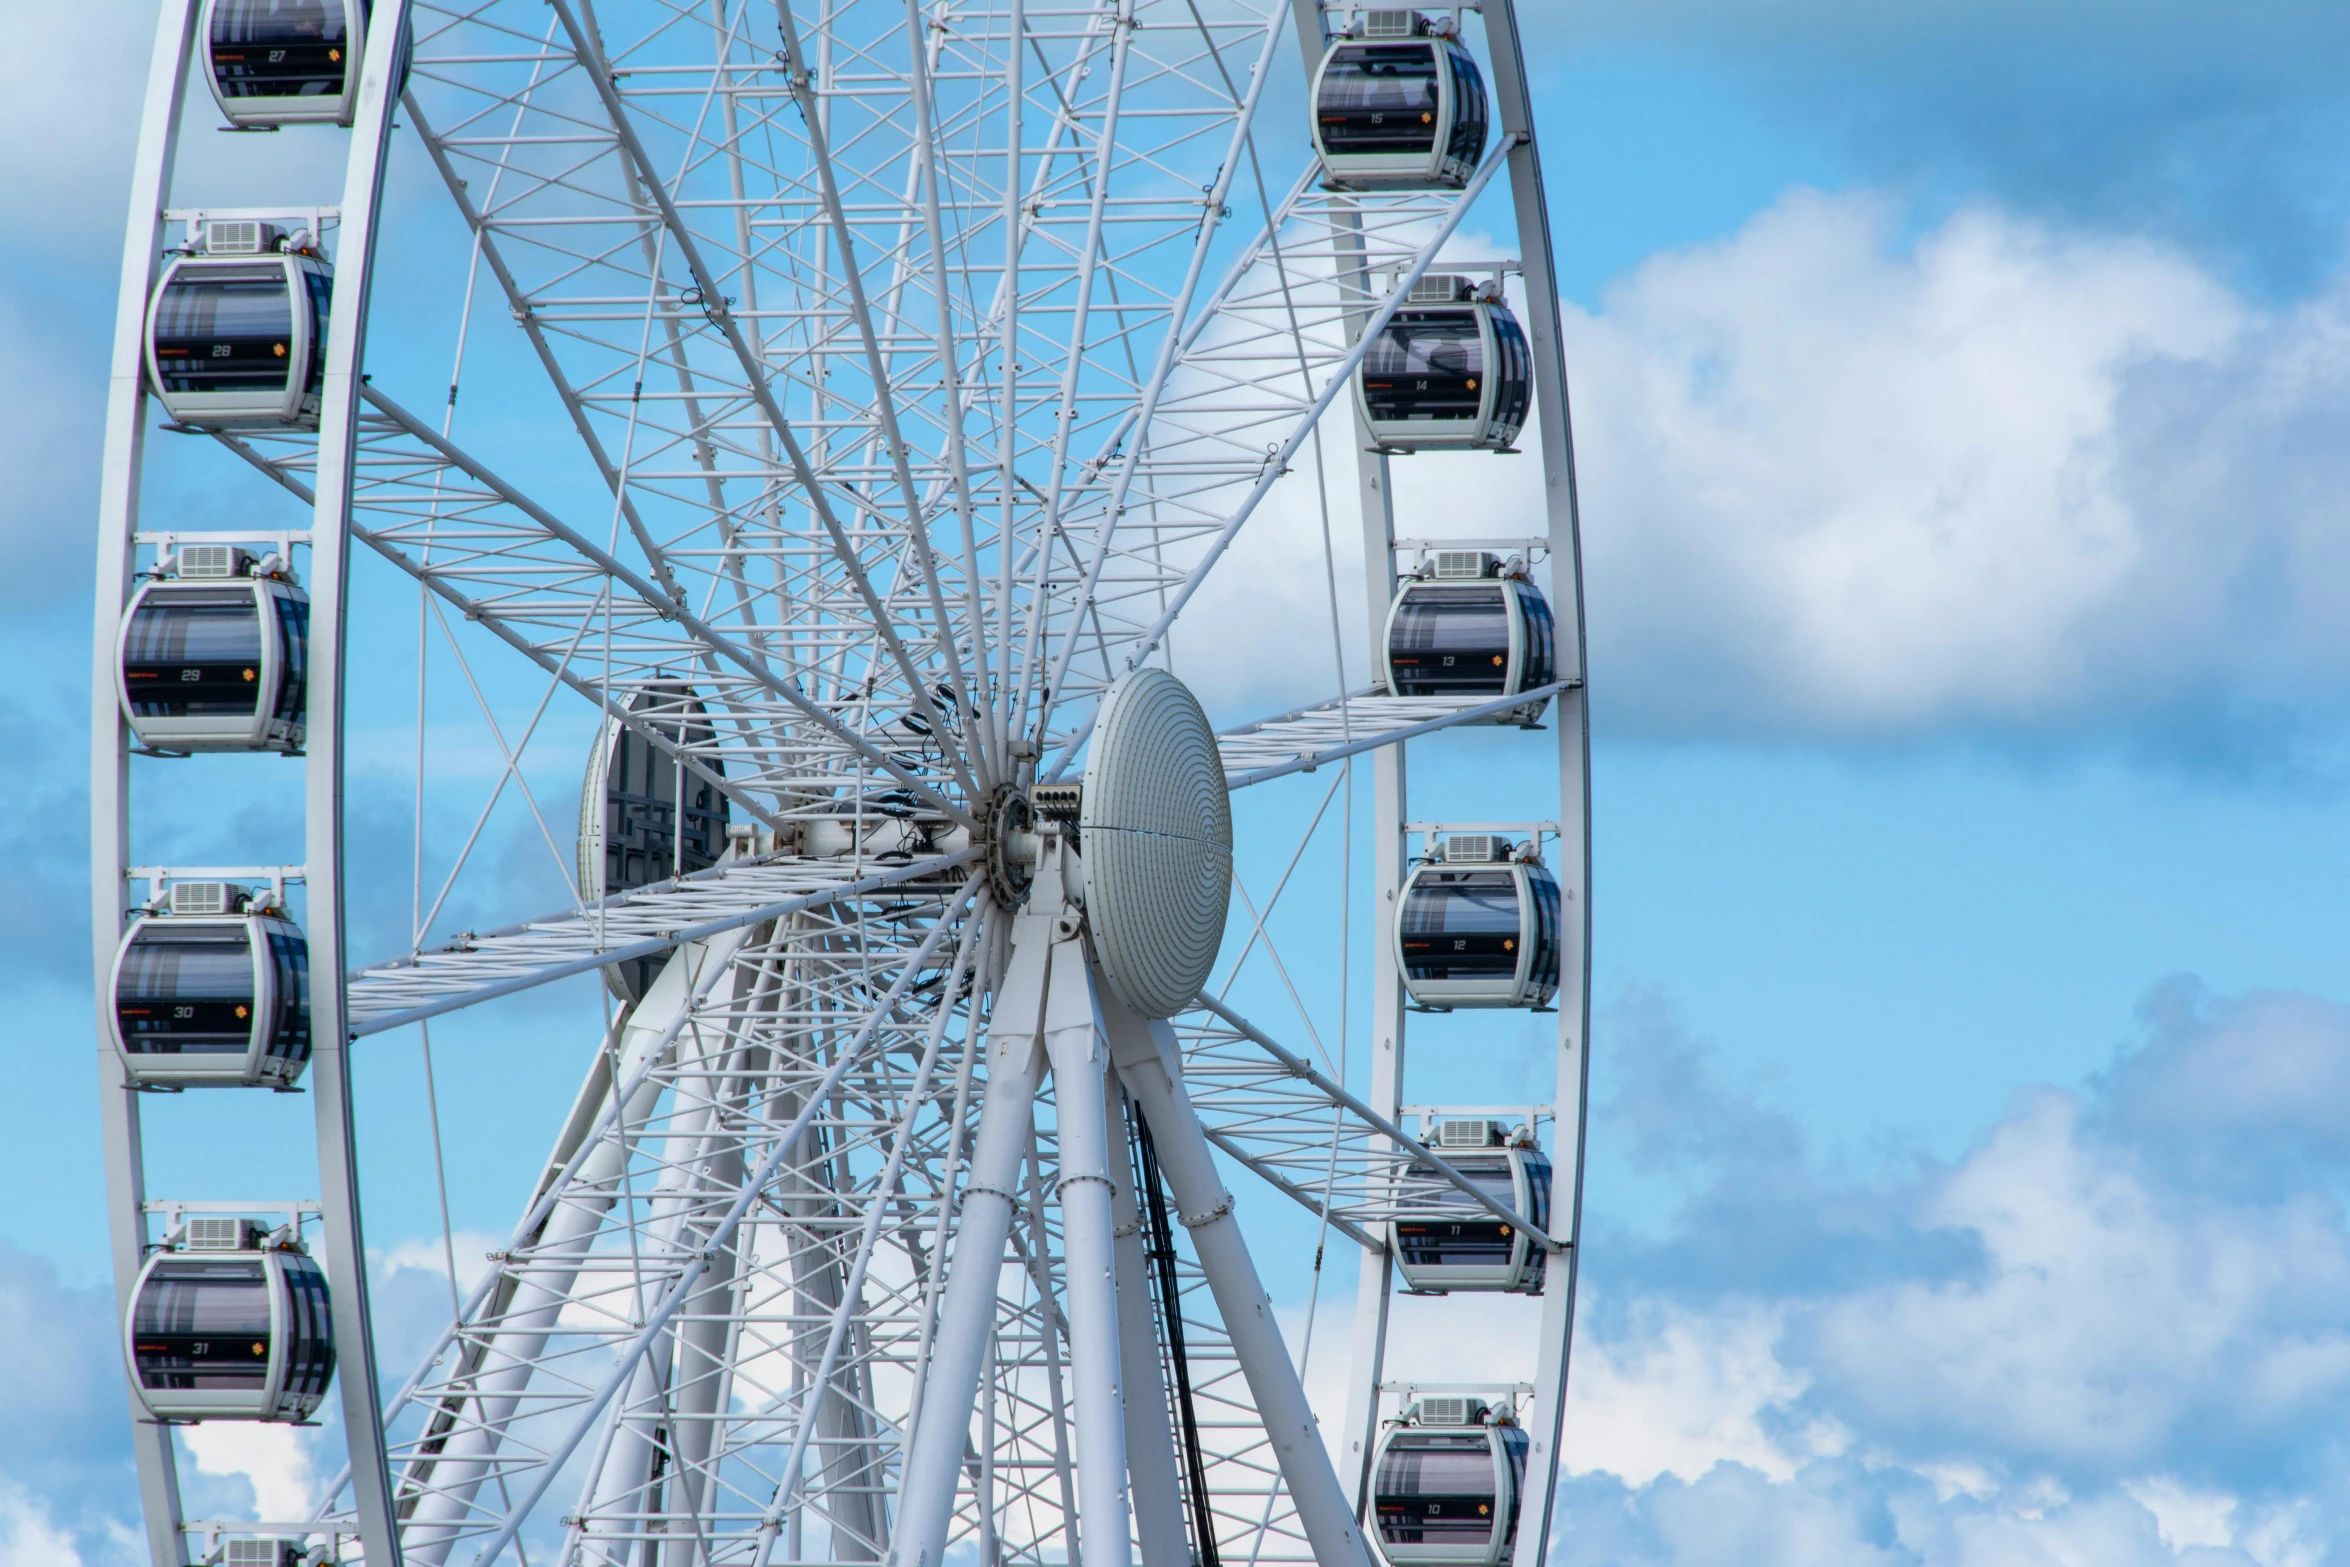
[1362,309,1484,425]
[123,589,264,718]
[1395,1156,1519,1271]
[1528,869,1560,1000]
[153,267,295,397]
[1488,310,1531,440]
[1401,870,1520,983]
[118,927,256,1055]
[1521,1153,1553,1234]
[1376,1435,1500,1547]
[132,1258,271,1391]
[303,269,332,395]
[278,1256,336,1399]
[1318,43,1441,156]
[210,0,351,99]
[1516,588,1555,691]
[272,594,308,725]
[1390,586,1509,695]
[1444,46,1488,167]
[267,929,311,1063]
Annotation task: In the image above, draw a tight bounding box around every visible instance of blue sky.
[9,1,2350,1563]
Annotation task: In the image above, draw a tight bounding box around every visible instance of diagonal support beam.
[1190,995,1562,1245]
[357,385,974,826]
[1043,140,1523,779]
[346,849,980,1036]
[547,0,978,795]
[1216,679,1583,789]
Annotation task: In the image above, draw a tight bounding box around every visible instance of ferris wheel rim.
[89,4,1596,1567]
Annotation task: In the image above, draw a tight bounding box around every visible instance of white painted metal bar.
[1106,1084,1190,1567]
[89,9,201,1565]
[1483,0,1594,1552]
[1042,142,1521,777]
[309,6,416,1564]
[346,849,979,1034]
[887,891,1057,1567]
[354,385,972,825]
[460,885,978,1567]
[1041,935,1135,1567]
[1187,997,1556,1242]
[396,931,758,1567]
[1217,681,1580,788]
[1101,995,1377,1567]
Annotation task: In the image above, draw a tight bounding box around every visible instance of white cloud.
[374,1229,506,1296]
[1568,189,2265,737]
[2123,1476,2236,1553]
[1560,1300,1826,1485]
[0,1482,87,1567]
[1535,983,2350,1564]
[1801,1087,2350,1470]
[181,1423,317,1524]
[1183,186,2350,752]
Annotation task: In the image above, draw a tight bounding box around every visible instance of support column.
[887,907,1053,1567]
[1042,936,1135,1567]
[400,933,751,1565]
[1102,1000,1377,1567]
[1107,1085,1190,1567]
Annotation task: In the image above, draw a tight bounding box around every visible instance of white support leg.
[888,910,1053,1567]
[402,933,751,1565]
[1108,1084,1191,1567]
[1101,997,1378,1567]
[1042,936,1136,1567]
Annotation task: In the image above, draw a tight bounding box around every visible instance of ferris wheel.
[89,6,1590,1567]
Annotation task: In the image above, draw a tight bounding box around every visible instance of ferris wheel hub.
[1079,669,1233,1020]
[981,781,1040,909]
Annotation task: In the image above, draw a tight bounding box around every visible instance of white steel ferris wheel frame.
[89,5,1591,1567]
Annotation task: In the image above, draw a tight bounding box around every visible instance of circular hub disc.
[1080,668,1232,1019]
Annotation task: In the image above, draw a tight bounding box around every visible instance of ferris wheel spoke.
[1175,997,1555,1242]
[400,881,980,1567]
[405,15,991,796]
[1214,681,1582,789]
[538,0,985,775]
[768,0,992,794]
[343,386,976,821]
[347,849,976,1033]
[1041,149,1517,772]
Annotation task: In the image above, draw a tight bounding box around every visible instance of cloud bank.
[1527,981,2350,1564]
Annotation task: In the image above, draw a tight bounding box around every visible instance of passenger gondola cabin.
[1372,1398,1530,1567]
[146,221,331,429]
[1384,551,1555,724]
[126,1218,334,1422]
[201,0,374,127]
[1312,11,1488,191]
[1392,1119,1551,1294]
[118,546,307,754]
[1356,276,1530,453]
[111,882,310,1089]
[579,682,730,1001]
[1395,836,1560,1010]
